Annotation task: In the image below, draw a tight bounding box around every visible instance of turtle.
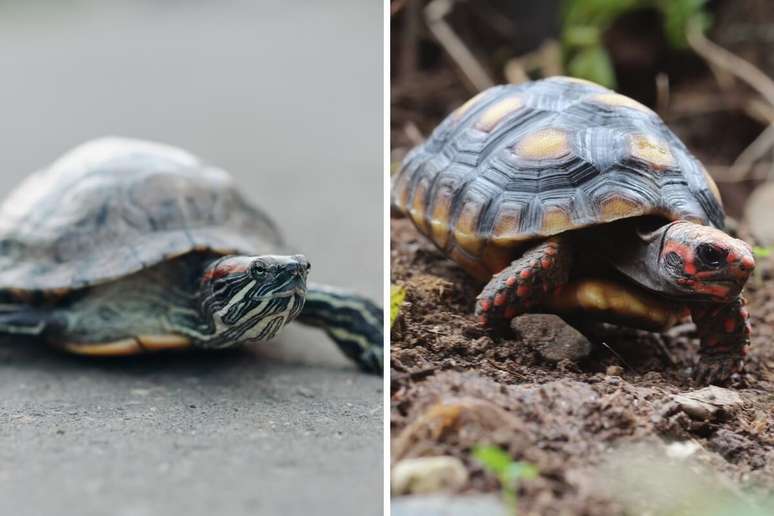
[0,137,383,374]
[392,76,755,385]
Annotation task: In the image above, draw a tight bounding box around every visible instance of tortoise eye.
[664,251,683,269]
[696,243,726,268]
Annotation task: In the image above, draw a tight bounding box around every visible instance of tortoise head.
[659,221,754,302]
[198,254,310,346]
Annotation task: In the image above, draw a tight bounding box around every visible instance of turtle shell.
[393,76,725,280]
[0,137,283,292]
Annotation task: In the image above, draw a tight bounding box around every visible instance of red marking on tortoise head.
[692,282,731,299]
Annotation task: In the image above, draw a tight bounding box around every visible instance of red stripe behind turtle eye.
[203,258,253,282]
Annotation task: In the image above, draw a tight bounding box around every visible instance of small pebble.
[606,365,624,376]
[391,456,468,495]
[511,314,592,362]
[673,386,744,421]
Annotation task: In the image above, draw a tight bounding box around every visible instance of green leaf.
[657,0,710,47]
[390,285,406,327]
[563,25,601,47]
[472,444,513,475]
[567,46,616,88]
[503,462,539,483]
[753,247,772,258]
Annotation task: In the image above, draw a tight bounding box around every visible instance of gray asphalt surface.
[0,2,383,515]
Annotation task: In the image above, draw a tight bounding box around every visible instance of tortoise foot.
[693,352,744,386]
[475,237,570,328]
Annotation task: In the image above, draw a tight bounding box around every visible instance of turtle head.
[197,254,309,346]
[659,221,754,302]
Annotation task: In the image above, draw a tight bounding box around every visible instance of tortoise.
[0,137,382,374]
[392,76,754,384]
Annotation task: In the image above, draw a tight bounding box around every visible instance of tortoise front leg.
[475,237,571,328]
[691,295,751,385]
[296,283,384,375]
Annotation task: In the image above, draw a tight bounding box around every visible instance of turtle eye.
[252,263,267,277]
[696,243,727,268]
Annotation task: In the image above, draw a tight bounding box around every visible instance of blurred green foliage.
[390,284,406,327]
[473,444,538,514]
[561,0,711,87]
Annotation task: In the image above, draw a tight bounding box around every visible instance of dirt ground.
[390,2,774,513]
[390,216,774,514]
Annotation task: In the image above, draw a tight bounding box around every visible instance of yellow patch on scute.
[393,173,412,212]
[429,189,453,249]
[408,179,431,234]
[454,202,484,254]
[630,134,675,169]
[138,335,191,351]
[449,246,490,282]
[63,339,143,356]
[452,90,488,120]
[515,128,571,161]
[481,245,516,275]
[589,93,653,114]
[475,96,523,132]
[541,209,573,234]
[490,209,523,246]
[600,197,642,221]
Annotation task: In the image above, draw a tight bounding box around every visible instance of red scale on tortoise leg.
[474,237,571,327]
[691,295,751,385]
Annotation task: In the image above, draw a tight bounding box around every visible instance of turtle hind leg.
[296,283,383,375]
[0,305,53,337]
[475,236,572,328]
[691,295,751,385]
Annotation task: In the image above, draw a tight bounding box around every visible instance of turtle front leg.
[296,283,384,375]
[476,237,571,328]
[691,295,751,385]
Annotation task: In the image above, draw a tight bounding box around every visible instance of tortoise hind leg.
[476,236,572,328]
[691,295,751,385]
[296,283,383,375]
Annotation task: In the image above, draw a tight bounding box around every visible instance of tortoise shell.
[393,76,725,280]
[0,138,283,292]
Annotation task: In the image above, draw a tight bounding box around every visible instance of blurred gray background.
[0,1,383,515]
